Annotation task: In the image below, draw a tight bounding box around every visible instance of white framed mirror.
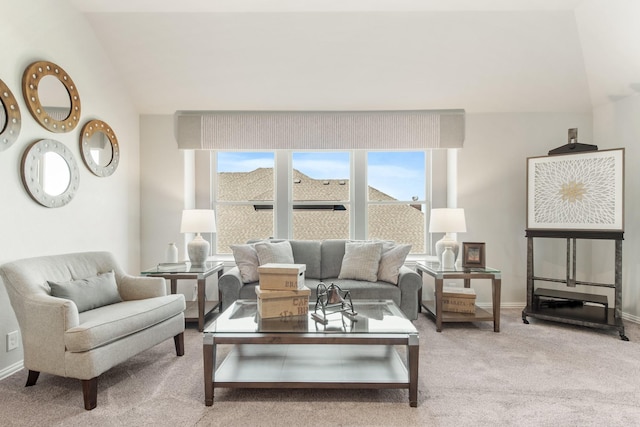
[0,78,21,151]
[80,119,120,177]
[22,61,81,133]
[21,139,80,207]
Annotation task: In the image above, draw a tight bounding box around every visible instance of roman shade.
[175,109,465,150]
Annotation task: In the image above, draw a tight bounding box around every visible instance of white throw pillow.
[255,241,294,265]
[338,241,383,282]
[230,244,260,283]
[377,242,412,285]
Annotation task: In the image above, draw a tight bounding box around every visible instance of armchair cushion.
[65,295,185,352]
[48,270,122,312]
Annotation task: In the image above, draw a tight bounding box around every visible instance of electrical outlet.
[7,331,19,352]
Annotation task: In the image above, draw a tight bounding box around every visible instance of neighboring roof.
[216,168,425,253]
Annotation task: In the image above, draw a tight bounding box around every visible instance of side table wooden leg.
[198,278,206,332]
[493,278,501,332]
[435,278,443,332]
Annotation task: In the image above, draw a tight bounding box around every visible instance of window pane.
[216,152,275,253]
[368,204,425,253]
[216,205,274,254]
[217,152,274,201]
[293,208,350,240]
[368,152,425,201]
[292,152,350,201]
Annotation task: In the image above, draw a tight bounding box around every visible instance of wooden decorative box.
[257,263,306,290]
[441,286,476,314]
[255,286,311,319]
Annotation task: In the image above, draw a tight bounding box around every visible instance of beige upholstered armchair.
[0,251,186,410]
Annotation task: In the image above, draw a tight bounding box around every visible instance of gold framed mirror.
[21,139,80,207]
[80,119,120,177]
[0,78,21,151]
[22,61,81,133]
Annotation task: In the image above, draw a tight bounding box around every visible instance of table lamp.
[180,209,216,267]
[429,208,466,268]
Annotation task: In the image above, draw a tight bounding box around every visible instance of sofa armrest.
[397,266,422,321]
[219,267,243,311]
[22,294,79,376]
[118,275,167,301]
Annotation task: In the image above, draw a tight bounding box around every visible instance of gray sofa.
[220,239,421,320]
[0,251,186,410]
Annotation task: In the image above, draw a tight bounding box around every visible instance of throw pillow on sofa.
[378,242,412,285]
[255,240,294,265]
[338,241,383,282]
[48,270,122,312]
[230,244,260,283]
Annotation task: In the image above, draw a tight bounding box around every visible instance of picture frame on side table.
[462,242,485,268]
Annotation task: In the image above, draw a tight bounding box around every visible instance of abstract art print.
[527,148,624,231]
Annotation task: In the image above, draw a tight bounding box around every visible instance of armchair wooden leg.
[25,370,40,387]
[174,332,185,356]
[82,378,98,410]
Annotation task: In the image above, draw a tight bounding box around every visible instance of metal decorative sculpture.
[312,283,357,325]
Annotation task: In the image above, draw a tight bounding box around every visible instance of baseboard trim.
[0,360,24,381]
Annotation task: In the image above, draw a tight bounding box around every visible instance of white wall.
[458,113,593,308]
[0,0,141,376]
[592,94,640,322]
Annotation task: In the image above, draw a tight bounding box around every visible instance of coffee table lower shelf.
[209,344,414,404]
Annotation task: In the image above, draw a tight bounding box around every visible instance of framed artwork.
[462,242,485,268]
[526,148,624,231]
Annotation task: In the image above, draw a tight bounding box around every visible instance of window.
[212,150,430,254]
[215,152,275,253]
[292,152,350,240]
[367,152,427,253]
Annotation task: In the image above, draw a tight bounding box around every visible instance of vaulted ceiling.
[69,0,640,114]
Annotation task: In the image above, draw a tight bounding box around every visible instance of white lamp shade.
[180,209,217,234]
[428,208,467,233]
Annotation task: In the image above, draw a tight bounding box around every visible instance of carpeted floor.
[1,309,639,426]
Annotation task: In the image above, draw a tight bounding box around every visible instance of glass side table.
[142,261,224,331]
[416,261,501,332]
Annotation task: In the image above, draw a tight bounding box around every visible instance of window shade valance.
[175,109,465,150]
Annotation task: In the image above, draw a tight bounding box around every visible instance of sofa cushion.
[65,294,185,353]
[255,241,294,265]
[48,270,122,313]
[378,242,412,285]
[320,239,347,279]
[230,244,260,283]
[338,241,383,282]
[289,240,322,279]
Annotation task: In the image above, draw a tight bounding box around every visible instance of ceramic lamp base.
[435,234,460,267]
[187,234,210,267]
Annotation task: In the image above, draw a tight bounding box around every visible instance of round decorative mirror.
[0,78,21,151]
[80,119,120,177]
[21,139,80,207]
[22,61,81,133]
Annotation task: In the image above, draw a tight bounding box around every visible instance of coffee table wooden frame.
[203,300,419,407]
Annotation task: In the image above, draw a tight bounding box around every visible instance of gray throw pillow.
[48,270,121,313]
[338,241,383,282]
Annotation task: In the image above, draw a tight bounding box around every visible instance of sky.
[217,151,426,202]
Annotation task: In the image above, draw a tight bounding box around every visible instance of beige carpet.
[1,309,639,427]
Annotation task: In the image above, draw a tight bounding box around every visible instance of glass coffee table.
[203,299,419,407]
